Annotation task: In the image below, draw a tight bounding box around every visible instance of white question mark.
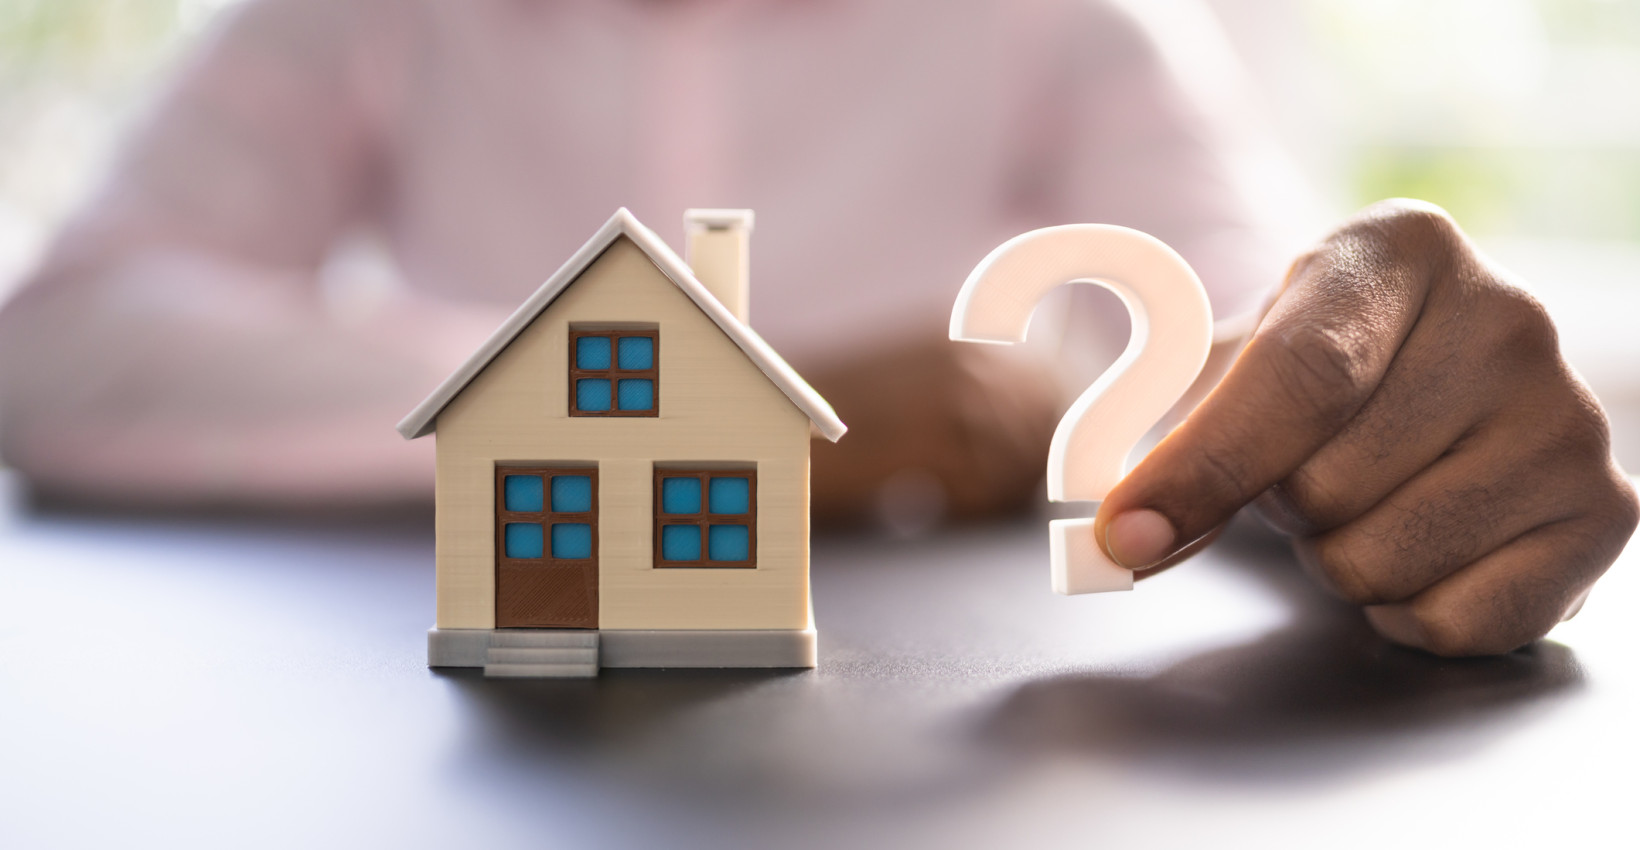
[950,224,1214,595]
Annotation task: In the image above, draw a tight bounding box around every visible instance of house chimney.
[683,209,753,323]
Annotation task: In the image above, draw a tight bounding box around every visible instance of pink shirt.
[55,0,1289,360]
[0,0,1298,502]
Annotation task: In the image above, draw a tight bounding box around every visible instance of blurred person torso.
[1,0,1299,506]
[79,0,1290,364]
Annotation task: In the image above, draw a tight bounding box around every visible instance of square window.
[708,476,750,514]
[571,329,657,417]
[618,336,654,370]
[550,475,592,513]
[661,477,702,514]
[551,523,592,559]
[654,469,756,568]
[576,378,611,411]
[708,524,750,561]
[504,475,544,512]
[617,379,654,411]
[575,336,611,369]
[661,524,701,560]
[504,523,544,558]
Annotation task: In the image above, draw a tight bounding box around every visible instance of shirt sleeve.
[48,0,403,276]
[0,0,485,505]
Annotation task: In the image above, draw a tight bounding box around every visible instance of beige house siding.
[432,237,813,631]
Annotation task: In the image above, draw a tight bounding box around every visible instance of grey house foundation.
[429,627,818,678]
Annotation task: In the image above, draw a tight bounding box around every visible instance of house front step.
[485,647,597,665]
[482,630,600,678]
[484,662,600,678]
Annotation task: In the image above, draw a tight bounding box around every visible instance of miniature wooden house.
[398,208,846,677]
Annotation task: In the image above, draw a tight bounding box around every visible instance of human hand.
[807,335,1063,529]
[1094,200,1639,656]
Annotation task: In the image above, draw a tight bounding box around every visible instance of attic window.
[569,328,658,417]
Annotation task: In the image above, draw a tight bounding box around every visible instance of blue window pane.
[661,477,701,514]
[617,379,653,411]
[504,475,543,512]
[618,336,654,370]
[708,525,750,561]
[662,524,702,561]
[576,379,611,411]
[504,523,543,558]
[551,475,592,513]
[552,523,592,559]
[708,477,750,514]
[576,336,611,369]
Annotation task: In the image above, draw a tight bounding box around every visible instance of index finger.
[1094,201,1458,570]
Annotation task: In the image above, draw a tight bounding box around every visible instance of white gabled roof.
[396,208,847,442]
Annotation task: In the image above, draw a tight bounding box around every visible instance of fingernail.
[1104,509,1177,569]
[1562,588,1592,622]
[1365,605,1428,650]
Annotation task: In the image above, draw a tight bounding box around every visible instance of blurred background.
[2,8,1636,845]
[1,0,1637,468]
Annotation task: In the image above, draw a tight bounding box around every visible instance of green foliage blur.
[0,0,191,82]
[1315,0,1640,240]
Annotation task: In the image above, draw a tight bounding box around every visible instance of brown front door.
[495,466,598,628]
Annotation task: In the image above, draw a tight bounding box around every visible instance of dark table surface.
[2,495,1634,849]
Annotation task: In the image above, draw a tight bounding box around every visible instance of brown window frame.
[652,469,757,569]
[495,466,599,570]
[568,328,659,417]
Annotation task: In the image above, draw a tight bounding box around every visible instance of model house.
[397,208,846,677]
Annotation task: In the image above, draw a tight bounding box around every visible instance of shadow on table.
[434,665,810,754]
[429,519,1586,790]
[976,522,1586,782]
